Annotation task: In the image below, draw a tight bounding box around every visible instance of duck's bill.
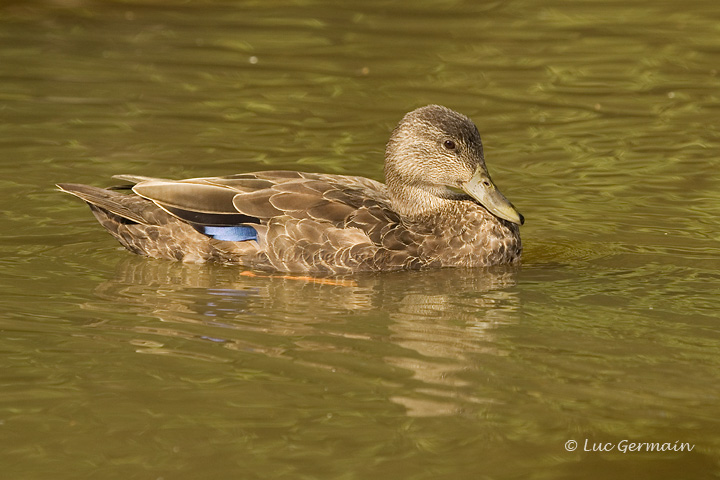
[462,168,524,225]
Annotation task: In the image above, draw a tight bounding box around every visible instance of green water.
[2,1,720,478]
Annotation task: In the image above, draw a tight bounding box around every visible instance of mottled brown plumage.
[58,105,523,274]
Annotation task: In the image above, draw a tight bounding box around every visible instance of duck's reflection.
[89,257,521,416]
[387,286,519,416]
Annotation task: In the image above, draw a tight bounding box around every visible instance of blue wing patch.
[198,225,258,242]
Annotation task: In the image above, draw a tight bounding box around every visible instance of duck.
[58,105,523,274]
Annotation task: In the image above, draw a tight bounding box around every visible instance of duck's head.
[385,104,524,225]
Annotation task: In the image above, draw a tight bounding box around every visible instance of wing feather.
[269,191,322,212]
[132,180,239,214]
[232,190,283,218]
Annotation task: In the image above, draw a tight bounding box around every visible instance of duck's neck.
[384,145,464,219]
[387,184,449,218]
[385,167,463,219]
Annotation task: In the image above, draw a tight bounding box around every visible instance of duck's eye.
[443,139,456,150]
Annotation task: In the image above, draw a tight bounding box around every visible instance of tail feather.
[58,181,266,265]
[57,183,148,224]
